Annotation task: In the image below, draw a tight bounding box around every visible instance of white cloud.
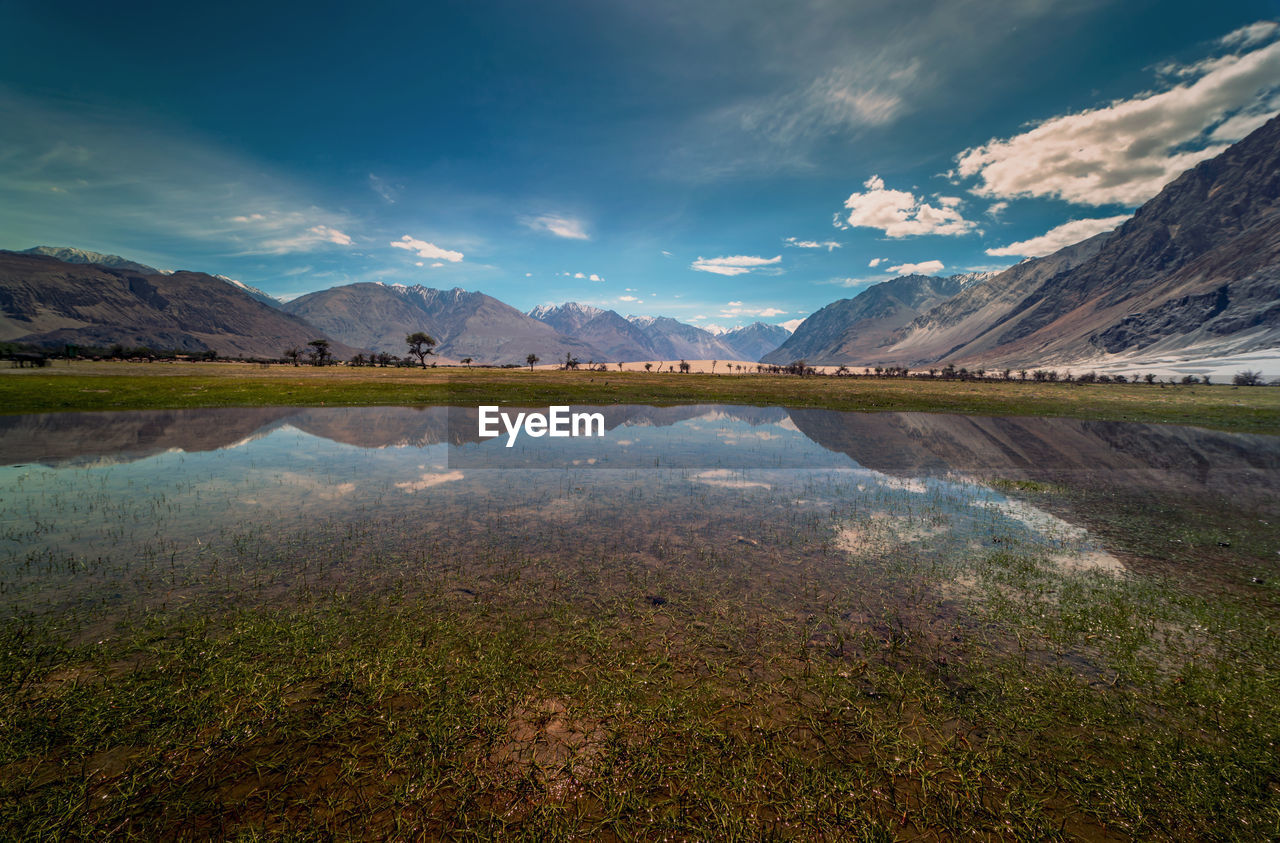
[780,318,804,332]
[719,303,788,318]
[841,176,978,237]
[785,236,841,251]
[396,470,464,493]
[661,249,673,257]
[955,32,1280,206]
[691,255,782,276]
[574,272,585,278]
[523,213,589,240]
[391,235,463,262]
[868,257,884,267]
[252,223,354,253]
[985,215,1131,257]
[821,276,882,288]
[986,201,1009,219]
[431,262,444,268]
[619,295,640,302]
[887,259,944,275]
[589,273,602,281]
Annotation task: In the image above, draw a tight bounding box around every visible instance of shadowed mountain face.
[874,236,1112,366]
[281,283,599,364]
[0,252,356,358]
[763,274,984,365]
[627,315,743,361]
[4,406,1276,511]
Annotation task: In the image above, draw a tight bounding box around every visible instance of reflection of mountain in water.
[787,410,1280,505]
[1,406,1276,505]
[0,407,299,467]
[0,405,789,467]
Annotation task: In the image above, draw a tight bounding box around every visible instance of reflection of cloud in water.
[690,470,771,489]
[973,497,1123,574]
[274,471,358,500]
[876,476,930,494]
[717,430,783,443]
[395,470,465,493]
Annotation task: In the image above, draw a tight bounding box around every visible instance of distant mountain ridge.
[528,303,789,362]
[283,282,599,364]
[20,246,162,276]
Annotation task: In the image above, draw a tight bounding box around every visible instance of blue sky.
[2,1,1278,331]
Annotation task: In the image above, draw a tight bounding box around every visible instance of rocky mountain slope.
[763,273,986,365]
[952,113,1280,367]
[283,282,598,364]
[0,252,354,357]
[721,322,792,362]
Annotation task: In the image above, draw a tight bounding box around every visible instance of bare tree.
[283,346,302,367]
[526,353,539,371]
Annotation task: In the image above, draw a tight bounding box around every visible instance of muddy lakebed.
[1,405,1278,838]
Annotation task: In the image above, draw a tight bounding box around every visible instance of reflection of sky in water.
[0,410,1115,584]
[449,410,845,468]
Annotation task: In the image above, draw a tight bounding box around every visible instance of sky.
[2,1,1278,332]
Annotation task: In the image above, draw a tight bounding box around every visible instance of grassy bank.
[3,361,1279,433]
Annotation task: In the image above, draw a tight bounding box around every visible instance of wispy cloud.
[368,173,400,203]
[691,254,781,276]
[0,90,359,259]
[785,236,841,251]
[522,213,589,240]
[985,215,1130,257]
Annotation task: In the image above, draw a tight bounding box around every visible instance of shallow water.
[2,405,1276,622]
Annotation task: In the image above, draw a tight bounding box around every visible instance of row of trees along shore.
[4,337,1272,385]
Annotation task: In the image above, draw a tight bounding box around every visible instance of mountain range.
[2,115,1277,369]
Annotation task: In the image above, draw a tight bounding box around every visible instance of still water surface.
[1,405,1276,619]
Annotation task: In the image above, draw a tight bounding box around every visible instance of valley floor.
[2,360,1279,434]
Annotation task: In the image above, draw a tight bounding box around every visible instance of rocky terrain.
[282,282,599,365]
[0,251,354,358]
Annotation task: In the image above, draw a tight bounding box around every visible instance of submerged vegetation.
[1,407,1278,837]
[2,360,1278,434]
